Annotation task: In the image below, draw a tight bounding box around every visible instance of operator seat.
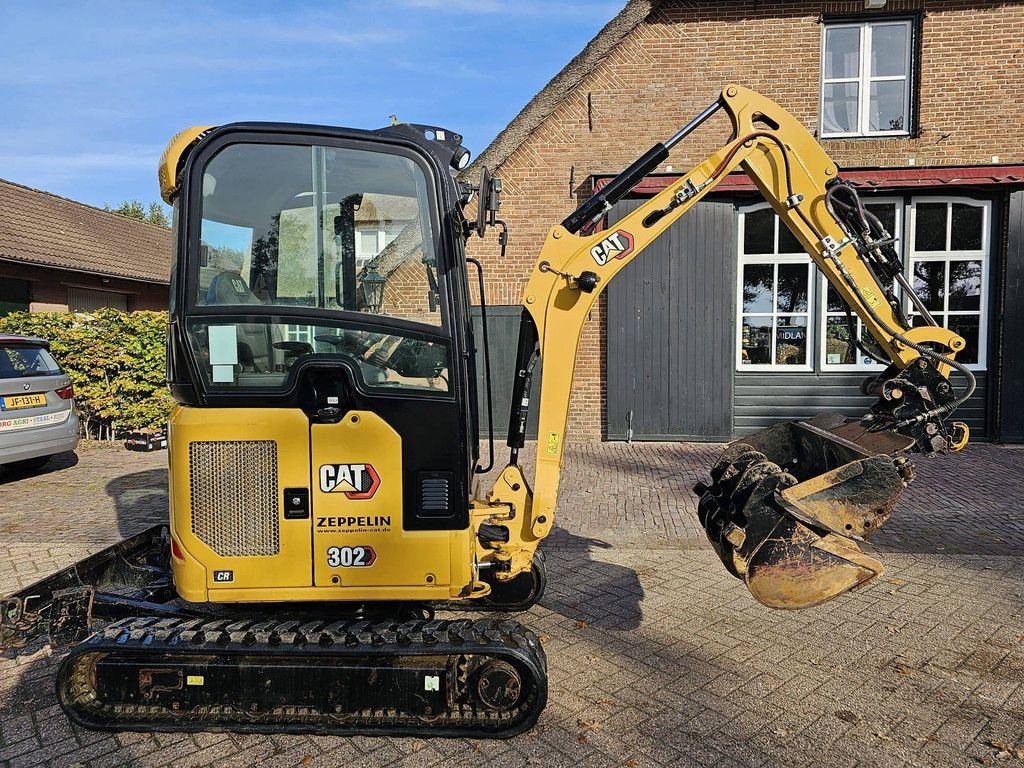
[206,271,277,374]
[207,271,261,307]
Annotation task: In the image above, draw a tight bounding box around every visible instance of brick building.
[466,0,1024,443]
[0,179,170,315]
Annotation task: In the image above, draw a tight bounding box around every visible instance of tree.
[0,308,175,439]
[104,200,170,228]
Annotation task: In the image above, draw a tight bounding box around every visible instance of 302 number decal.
[326,546,376,567]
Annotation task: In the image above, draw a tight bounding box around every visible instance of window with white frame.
[355,227,386,268]
[737,206,813,369]
[284,324,313,344]
[821,199,901,370]
[737,197,989,372]
[821,19,913,137]
[908,198,990,368]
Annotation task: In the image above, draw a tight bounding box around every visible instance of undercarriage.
[1,527,548,739]
[59,616,546,738]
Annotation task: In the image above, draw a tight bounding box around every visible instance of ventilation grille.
[419,472,452,517]
[189,440,279,557]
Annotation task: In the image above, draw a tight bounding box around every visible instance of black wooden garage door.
[605,199,736,440]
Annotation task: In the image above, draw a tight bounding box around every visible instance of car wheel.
[5,455,52,473]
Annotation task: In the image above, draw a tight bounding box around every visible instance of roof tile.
[0,178,171,284]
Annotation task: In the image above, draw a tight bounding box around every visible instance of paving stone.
[2,440,1024,766]
[0,735,42,765]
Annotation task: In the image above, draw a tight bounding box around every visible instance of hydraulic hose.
[822,182,976,421]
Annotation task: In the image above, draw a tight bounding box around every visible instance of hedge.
[0,309,175,439]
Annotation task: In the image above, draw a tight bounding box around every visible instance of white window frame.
[355,227,387,268]
[819,198,903,371]
[906,196,990,371]
[736,204,814,372]
[820,19,913,138]
[284,324,313,344]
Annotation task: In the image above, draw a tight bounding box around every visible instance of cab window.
[195,142,441,326]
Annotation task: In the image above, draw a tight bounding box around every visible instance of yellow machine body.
[159,84,970,613]
[168,405,474,603]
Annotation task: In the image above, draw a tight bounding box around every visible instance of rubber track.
[58,615,547,739]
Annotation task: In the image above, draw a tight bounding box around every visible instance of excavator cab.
[173,128,461,388]
[162,124,488,603]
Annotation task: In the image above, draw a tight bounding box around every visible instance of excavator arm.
[477,84,971,609]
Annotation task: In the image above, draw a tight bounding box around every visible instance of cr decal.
[589,229,635,266]
[319,463,381,499]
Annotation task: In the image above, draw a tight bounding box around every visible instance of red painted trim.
[343,463,381,500]
[592,165,1024,195]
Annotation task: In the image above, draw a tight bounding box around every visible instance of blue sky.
[0,1,618,211]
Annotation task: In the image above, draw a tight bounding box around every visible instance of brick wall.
[379,257,438,324]
[467,0,1024,437]
[0,262,168,312]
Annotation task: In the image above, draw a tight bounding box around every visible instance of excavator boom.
[482,84,970,608]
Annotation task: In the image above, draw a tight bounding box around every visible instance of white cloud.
[271,27,405,46]
[398,0,505,10]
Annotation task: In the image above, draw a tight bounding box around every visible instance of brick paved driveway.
[2,440,1023,767]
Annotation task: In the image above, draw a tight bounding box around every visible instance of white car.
[0,334,79,472]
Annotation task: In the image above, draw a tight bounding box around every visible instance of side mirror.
[475,167,502,238]
[476,166,491,238]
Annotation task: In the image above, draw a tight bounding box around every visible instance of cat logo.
[589,229,635,266]
[319,463,381,499]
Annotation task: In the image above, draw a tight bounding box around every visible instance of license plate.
[0,393,47,410]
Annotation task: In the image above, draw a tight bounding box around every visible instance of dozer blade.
[694,413,915,610]
[1,525,177,651]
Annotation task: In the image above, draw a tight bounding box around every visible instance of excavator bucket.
[694,413,916,609]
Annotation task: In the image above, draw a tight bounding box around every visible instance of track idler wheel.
[694,413,915,609]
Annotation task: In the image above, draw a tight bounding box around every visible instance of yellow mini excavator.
[1,84,971,738]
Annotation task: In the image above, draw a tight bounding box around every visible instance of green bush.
[0,309,174,439]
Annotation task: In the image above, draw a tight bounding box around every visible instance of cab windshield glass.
[196,142,440,325]
[188,141,449,394]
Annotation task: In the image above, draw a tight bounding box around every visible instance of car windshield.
[195,142,441,326]
[0,344,61,378]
